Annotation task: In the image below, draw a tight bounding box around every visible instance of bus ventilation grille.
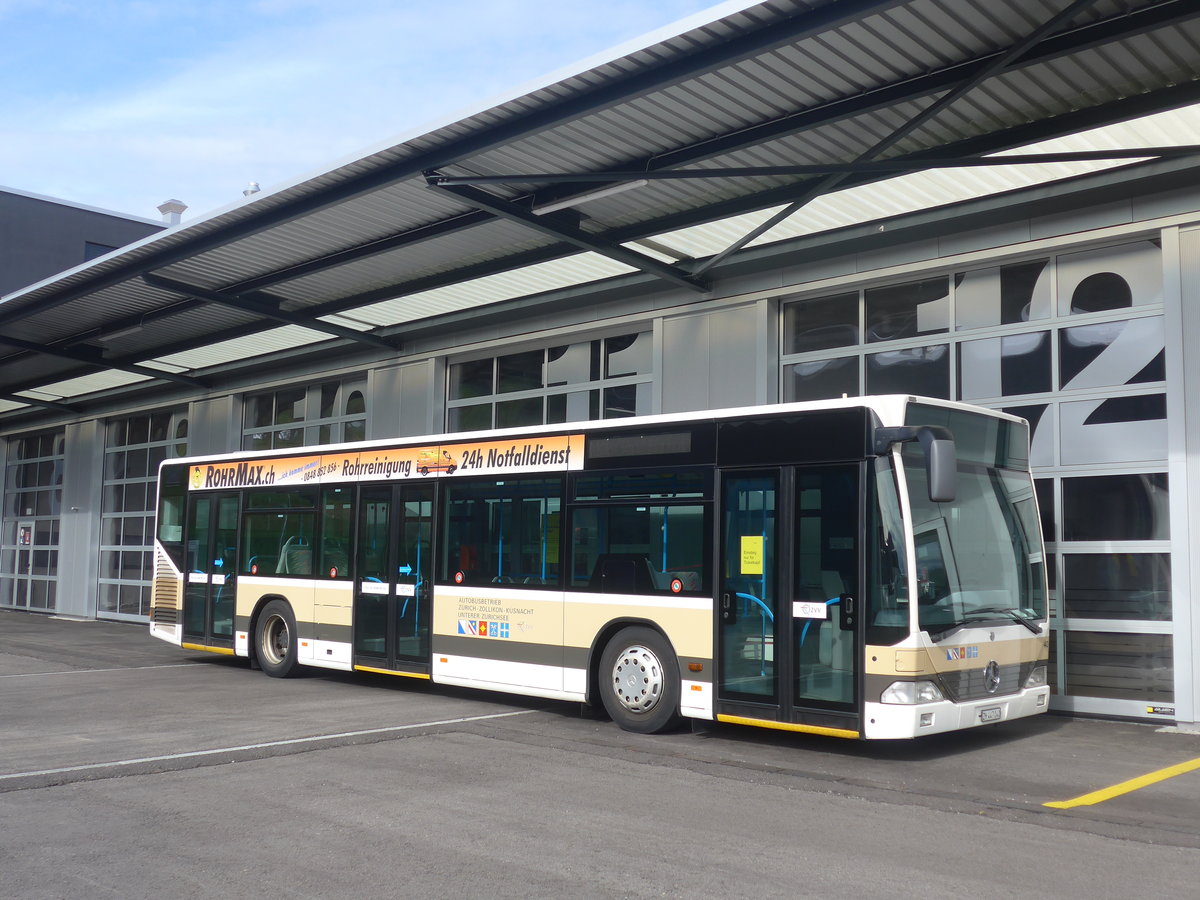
[152,559,181,626]
[938,663,1021,702]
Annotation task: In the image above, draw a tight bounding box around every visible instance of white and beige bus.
[150,396,1050,740]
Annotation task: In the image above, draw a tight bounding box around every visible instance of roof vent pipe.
[243,182,261,197]
[157,199,187,226]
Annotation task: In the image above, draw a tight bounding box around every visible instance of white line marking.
[0,664,203,679]
[0,709,537,781]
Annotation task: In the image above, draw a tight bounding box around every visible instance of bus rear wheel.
[599,627,681,734]
[256,599,299,678]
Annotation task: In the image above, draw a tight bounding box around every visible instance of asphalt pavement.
[2,609,1198,899]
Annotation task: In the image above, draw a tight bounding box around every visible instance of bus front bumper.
[863,685,1050,739]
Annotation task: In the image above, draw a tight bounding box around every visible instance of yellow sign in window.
[740,535,764,575]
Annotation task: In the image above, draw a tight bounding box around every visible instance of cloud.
[1,0,726,217]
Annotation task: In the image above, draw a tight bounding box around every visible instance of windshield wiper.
[927,621,970,643]
[928,607,1041,642]
[971,606,1041,635]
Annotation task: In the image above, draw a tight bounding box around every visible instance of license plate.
[979,706,1002,723]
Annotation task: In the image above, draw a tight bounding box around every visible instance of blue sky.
[0,0,729,221]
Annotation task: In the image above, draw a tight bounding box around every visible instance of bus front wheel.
[256,599,299,678]
[599,627,681,734]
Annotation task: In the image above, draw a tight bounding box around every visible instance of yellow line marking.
[716,714,859,740]
[181,642,235,656]
[354,665,431,680]
[1044,757,1200,809]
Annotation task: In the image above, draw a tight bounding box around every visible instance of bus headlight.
[881,680,945,704]
[1024,665,1048,689]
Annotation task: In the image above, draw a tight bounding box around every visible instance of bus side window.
[589,554,657,593]
[440,478,563,587]
[319,487,353,578]
[571,504,709,594]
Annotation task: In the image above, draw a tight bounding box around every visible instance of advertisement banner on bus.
[188,434,585,490]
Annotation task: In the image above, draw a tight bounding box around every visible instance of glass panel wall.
[447,332,652,431]
[242,378,368,450]
[780,238,1172,714]
[99,409,188,620]
[0,429,64,612]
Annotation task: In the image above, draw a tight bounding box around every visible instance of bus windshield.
[902,406,1046,642]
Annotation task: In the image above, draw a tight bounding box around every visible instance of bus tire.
[256,599,300,678]
[599,627,681,734]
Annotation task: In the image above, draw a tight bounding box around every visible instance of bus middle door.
[353,483,433,675]
[717,465,861,735]
[182,491,239,650]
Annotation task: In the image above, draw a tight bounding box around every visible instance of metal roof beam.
[594,78,1200,247]
[626,0,1200,178]
[260,0,1200,298]
[406,0,1200,259]
[426,182,709,294]
[0,1,903,326]
[0,334,205,388]
[191,93,1200,334]
[0,393,78,413]
[140,273,401,350]
[67,0,1177,312]
[428,148,1200,188]
[692,0,1105,278]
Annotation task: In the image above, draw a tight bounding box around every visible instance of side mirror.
[874,424,957,503]
[925,437,957,503]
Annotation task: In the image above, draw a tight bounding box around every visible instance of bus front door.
[353,483,433,675]
[717,466,861,735]
[182,492,239,650]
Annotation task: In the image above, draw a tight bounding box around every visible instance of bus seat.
[589,554,656,593]
[277,536,312,575]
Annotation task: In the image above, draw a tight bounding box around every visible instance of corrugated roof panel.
[649,118,1169,260]
[152,325,333,372]
[272,218,559,307]
[155,180,474,293]
[351,252,637,327]
[317,314,376,332]
[23,370,150,401]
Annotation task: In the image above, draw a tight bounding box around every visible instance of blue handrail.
[735,592,773,676]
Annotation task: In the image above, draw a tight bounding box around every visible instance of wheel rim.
[261,613,290,666]
[609,644,664,714]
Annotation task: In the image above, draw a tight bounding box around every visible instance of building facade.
[2,169,1199,725]
[0,187,163,296]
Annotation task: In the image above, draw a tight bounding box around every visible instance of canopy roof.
[3,0,1200,420]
